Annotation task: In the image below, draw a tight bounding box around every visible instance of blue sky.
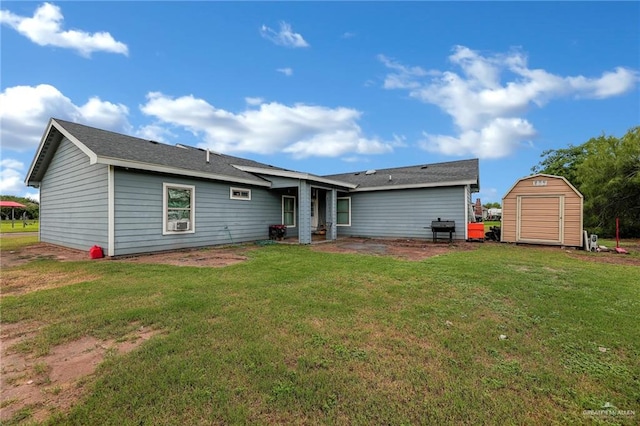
[1,1,638,203]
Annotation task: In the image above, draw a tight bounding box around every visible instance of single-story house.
[25,119,480,256]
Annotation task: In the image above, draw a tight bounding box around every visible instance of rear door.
[516,196,563,244]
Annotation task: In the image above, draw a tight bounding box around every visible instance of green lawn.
[1,241,638,425]
[483,220,501,231]
[1,220,39,233]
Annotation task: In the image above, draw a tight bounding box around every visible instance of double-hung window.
[282,195,296,227]
[163,183,195,234]
[337,197,351,226]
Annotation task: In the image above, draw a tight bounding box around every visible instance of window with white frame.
[163,183,195,234]
[230,187,251,200]
[282,195,296,227]
[337,197,351,226]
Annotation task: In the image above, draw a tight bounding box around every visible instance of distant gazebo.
[0,200,27,228]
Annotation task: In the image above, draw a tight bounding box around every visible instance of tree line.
[531,126,640,238]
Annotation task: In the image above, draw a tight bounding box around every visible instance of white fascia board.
[233,165,358,189]
[96,157,271,187]
[25,119,55,185]
[351,179,477,192]
[25,119,98,185]
[52,119,99,163]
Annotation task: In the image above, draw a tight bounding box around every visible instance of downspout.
[108,165,115,256]
[464,185,469,240]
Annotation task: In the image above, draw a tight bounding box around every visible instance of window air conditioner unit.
[168,221,190,231]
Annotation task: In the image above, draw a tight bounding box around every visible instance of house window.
[337,197,351,226]
[230,187,251,200]
[163,183,195,234]
[282,195,296,227]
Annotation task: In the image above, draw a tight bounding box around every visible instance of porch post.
[298,180,312,244]
[326,189,337,241]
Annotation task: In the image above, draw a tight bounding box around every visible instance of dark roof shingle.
[324,159,479,190]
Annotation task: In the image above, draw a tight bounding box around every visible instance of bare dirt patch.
[1,269,101,298]
[116,245,255,268]
[311,237,479,261]
[0,241,256,270]
[0,322,162,424]
[1,242,91,269]
[566,240,640,266]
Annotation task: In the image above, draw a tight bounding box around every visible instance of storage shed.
[501,174,583,247]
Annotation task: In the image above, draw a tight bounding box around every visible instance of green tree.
[531,144,588,187]
[577,127,640,237]
[532,126,640,237]
[483,202,501,209]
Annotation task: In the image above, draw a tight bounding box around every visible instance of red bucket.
[89,245,104,259]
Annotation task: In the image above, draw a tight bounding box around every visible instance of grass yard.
[1,241,638,425]
[1,220,39,233]
[483,220,501,232]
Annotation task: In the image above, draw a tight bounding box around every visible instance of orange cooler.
[467,223,485,241]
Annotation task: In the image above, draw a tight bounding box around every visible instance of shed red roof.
[0,201,26,208]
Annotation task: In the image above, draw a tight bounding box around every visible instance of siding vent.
[365,169,376,175]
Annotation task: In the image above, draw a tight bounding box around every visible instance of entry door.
[516,196,564,244]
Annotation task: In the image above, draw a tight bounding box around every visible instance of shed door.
[516,196,564,244]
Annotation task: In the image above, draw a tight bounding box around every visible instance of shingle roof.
[27,118,291,186]
[324,159,479,191]
[26,119,480,192]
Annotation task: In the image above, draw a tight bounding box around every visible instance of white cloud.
[135,124,175,143]
[260,21,309,48]
[419,117,536,159]
[245,97,264,106]
[0,2,128,57]
[380,45,640,159]
[140,92,394,159]
[341,32,356,39]
[0,84,131,151]
[0,158,26,195]
[277,67,293,76]
[377,54,431,90]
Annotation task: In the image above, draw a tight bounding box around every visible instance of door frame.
[516,195,564,244]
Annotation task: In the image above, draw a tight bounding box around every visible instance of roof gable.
[26,119,287,187]
[502,173,583,199]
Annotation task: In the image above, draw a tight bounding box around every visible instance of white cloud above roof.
[380,45,639,159]
[0,84,131,151]
[260,21,309,48]
[0,2,128,57]
[0,159,26,194]
[140,92,394,159]
[277,67,293,76]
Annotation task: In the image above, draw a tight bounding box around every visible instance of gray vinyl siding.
[337,186,467,240]
[40,138,108,250]
[113,169,282,255]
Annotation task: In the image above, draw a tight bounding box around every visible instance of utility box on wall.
[501,174,583,247]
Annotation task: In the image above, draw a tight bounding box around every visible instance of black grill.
[430,219,455,242]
